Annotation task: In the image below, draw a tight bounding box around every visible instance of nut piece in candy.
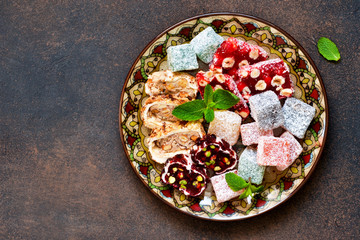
[168,176,176,184]
[250,69,260,78]
[222,57,235,69]
[271,75,286,87]
[242,86,251,95]
[215,74,226,83]
[238,60,249,68]
[280,88,293,97]
[255,80,267,91]
[249,48,259,60]
[214,85,223,91]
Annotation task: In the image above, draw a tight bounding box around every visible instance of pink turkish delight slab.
[257,136,290,169]
[277,131,303,171]
[210,170,244,203]
[240,122,273,145]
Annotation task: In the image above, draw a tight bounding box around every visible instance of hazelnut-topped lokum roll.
[147,121,205,164]
[145,70,198,99]
[141,95,189,129]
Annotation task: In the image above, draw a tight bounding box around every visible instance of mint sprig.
[225,172,264,200]
[317,37,340,61]
[172,84,239,122]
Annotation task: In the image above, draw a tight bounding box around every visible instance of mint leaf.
[212,89,240,109]
[250,185,264,193]
[225,172,249,191]
[317,37,340,61]
[239,186,252,199]
[204,108,215,122]
[172,100,206,121]
[204,84,214,105]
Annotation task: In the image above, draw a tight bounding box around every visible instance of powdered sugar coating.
[257,136,290,168]
[249,91,284,130]
[241,122,273,145]
[208,110,242,146]
[210,170,244,203]
[190,27,224,63]
[282,97,316,139]
[167,44,199,72]
[277,131,303,171]
[238,147,265,185]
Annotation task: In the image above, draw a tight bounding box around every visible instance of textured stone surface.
[0,0,359,239]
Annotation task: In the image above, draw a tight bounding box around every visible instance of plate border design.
[119,13,328,221]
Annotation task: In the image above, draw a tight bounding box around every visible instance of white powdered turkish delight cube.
[190,27,224,63]
[282,97,316,139]
[208,110,242,146]
[249,91,284,130]
[167,44,199,72]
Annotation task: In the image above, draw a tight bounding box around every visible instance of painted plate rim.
[119,12,329,221]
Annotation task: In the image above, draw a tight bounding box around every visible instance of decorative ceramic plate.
[119,13,328,220]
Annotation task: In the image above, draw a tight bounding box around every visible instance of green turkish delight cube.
[238,147,265,185]
[167,44,199,72]
[190,27,224,63]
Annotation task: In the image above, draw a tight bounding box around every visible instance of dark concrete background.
[1,0,359,239]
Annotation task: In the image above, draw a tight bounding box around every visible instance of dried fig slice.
[161,154,208,197]
[191,134,238,175]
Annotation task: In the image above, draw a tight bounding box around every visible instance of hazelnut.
[212,67,222,74]
[222,57,235,69]
[255,80,267,91]
[239,111,249,118]
[271,75,285,87]
[214,85,223,91]
[250,68,260,78]
[242,86,251,95]
[249,48,259,60]
[238,60,249,68]
[198,79,208,87]
[215,74,226,83]
[204,71,214,79]
[280,88,293,97]
[240,70,249,78]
